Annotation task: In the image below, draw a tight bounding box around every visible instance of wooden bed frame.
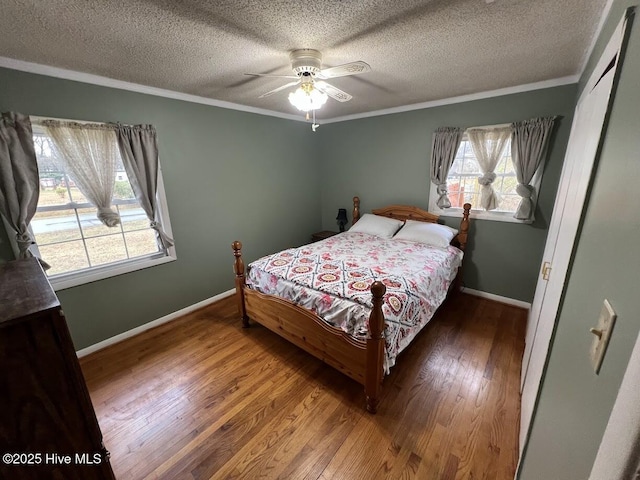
[232,197,471,413]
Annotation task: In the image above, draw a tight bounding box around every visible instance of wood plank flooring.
[80,293,526,480]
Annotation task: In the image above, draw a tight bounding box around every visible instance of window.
[429,129,532,223]
[19,120,176,290]
[448,136,519,210]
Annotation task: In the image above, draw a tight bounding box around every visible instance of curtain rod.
[30,115,138,128]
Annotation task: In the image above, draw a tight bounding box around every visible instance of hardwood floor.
[80,293,526,480]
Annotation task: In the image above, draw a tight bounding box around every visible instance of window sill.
[48,250,177,291]
[430,206,532,224]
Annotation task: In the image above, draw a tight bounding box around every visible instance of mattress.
[246,231,463,372]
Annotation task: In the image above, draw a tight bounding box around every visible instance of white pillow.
[393,220,457,248]
[348,213,404,238]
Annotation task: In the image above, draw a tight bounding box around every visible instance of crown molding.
[321,75,580,124]
[0,56,305,123]
[1,56,578,124]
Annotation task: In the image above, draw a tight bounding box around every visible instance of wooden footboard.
[232,241,386,413]
[244,288,367,383]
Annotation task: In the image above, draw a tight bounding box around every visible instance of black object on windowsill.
[336,208,348,232]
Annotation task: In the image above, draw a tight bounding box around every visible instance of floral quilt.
[246,231,463,373]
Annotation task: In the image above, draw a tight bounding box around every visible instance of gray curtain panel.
[430,127,463,208]
[0,112,50,268]
[510,117,557,221]
[115,125,174,250]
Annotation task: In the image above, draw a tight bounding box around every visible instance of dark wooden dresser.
[0,258,115,480]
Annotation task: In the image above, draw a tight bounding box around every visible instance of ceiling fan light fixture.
[249,49,369,111]
[288,84,328,112]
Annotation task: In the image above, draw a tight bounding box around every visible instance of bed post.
[232,241,249,328]
[365,280,386,414]
[454,203,472,292]
[457,203,471,251]
[353,196,360,224]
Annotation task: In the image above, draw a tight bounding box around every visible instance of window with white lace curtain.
[428,124,540,223]
[23,118,175,290]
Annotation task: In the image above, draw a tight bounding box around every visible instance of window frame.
[428,123,539,224]
[4,116,177,291]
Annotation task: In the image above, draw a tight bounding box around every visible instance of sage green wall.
[519,3,640,479]
[0,67,321,350]
[316,86,576,302]
[0,69,577,349]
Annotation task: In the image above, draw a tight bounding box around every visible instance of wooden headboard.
[351,196,471,252]
[372,204,440,224]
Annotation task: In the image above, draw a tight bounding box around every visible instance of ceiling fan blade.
[314,81,352,102]
[245,73,299,79]
[317,61,371,79]
[258,80,300,98]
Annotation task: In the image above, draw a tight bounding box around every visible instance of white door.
[518,13,631,457]
[520,95,588,389]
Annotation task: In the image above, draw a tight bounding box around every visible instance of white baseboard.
[76,288,235,358]
[462,287,531,310]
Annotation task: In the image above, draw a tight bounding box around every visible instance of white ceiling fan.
[246,49,371,113]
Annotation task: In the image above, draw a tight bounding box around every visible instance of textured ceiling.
[0,0,608,121]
